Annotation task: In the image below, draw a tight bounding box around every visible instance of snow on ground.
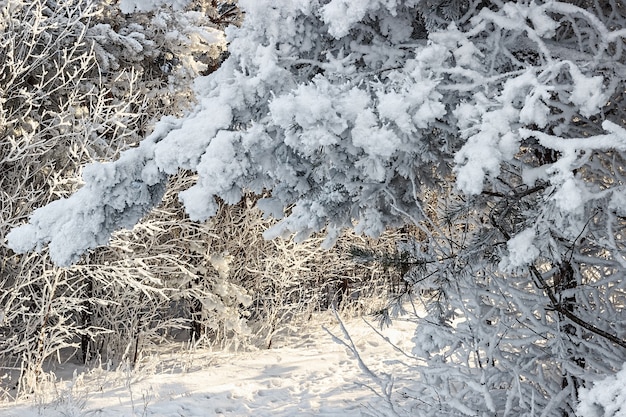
[0,311,418,416]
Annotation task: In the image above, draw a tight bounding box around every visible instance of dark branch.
[528,264,626,350]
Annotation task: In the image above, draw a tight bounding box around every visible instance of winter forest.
[1,0,626,415]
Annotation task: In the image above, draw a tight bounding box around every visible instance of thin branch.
[528,264,626,350]
[323,310,402,417]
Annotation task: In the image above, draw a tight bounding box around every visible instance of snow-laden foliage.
[9,0,625,266]
[9,0,458,264]
[7,0,626,414]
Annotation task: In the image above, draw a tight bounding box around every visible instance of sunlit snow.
[0,313,417,417]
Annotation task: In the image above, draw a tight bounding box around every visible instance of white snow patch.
[352,110,401,157]
[501,228,539,269]
[568,65,606,118]
[552,177,584,212]
[577,363,626,417]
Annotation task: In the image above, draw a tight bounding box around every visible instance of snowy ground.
[0,312,417,417]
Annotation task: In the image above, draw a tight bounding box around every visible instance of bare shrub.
[98,172,407,351]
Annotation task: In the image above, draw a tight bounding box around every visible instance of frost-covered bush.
[7,0,626,414]
[198,194,406,349]
[0,0,147,395]
[95,178,406,352]
[0,0,230,397]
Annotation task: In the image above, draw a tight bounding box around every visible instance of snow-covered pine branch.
[9,0,626,268]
